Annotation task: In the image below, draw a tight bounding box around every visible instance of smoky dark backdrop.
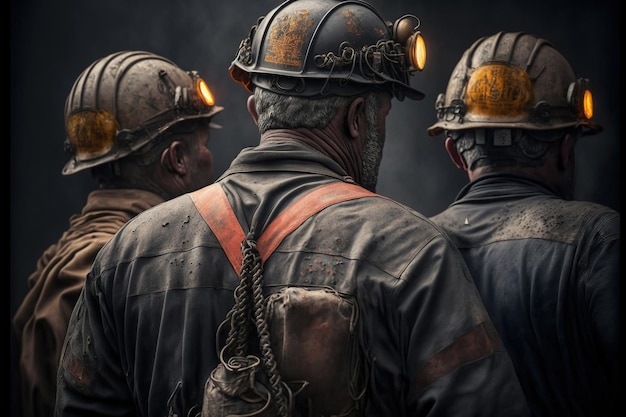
[9,0,620,415]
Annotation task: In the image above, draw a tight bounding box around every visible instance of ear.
[247,94,258,125]
[161,141,186,175]
[346,96,366,139]
[444,137,467,170]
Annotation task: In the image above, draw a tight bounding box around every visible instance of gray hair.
[252,87,386,191]
[253,88,352,133]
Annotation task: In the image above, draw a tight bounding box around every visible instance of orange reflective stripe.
[190,182,378,274]
[257,182,376,261]
[410,321,504,399]
[189,183,246,272]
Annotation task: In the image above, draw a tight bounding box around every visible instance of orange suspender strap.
[190,183,246,272]
[189,182,377,273]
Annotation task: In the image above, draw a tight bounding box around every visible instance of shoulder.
[534,199,619,243]
[94,193,210,266]
[314,190,455,255]
[335,190,442,233]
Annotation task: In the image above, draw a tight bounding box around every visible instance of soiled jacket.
[56,142,530,417]
[430,173,620,417]
[13,188,165,417]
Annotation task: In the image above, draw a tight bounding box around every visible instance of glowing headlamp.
[392,15,427,71]
[568,78,593,120]
[196,78,216,107]
[173,71,216,112]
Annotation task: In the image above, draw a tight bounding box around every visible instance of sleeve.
[407,235,529,416]
[55,270,135,417]
[584,211,620,356]
[364,231,530,417]
[579,210,620,413]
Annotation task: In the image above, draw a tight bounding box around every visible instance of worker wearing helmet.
[428,31,619,416]
[56,2,528,416]
[13,50,224,417]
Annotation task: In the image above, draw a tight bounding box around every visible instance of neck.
[469,165,574,200]
[260,126,361,181]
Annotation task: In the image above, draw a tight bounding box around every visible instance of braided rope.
[241,237,291,417]
[222,255,254,358]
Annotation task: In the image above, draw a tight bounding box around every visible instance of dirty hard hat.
[63,50,224,175]
[427,31,601,136]
[229,0,427,101]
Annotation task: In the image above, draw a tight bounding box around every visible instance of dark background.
[10,0,620,415]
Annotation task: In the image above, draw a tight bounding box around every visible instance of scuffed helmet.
[229,0,427,101]
[63,51,224,175]
[427,31,601,136]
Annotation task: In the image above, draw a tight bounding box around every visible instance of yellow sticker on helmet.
[66,110,118,160]
[465,63,533,118]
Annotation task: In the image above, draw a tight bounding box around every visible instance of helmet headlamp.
[393,15,426,71]
[407,33,426,71]
[197,78,216,107]
[583,90,593,119]
[567,78,594,120]
[172,70,217,113]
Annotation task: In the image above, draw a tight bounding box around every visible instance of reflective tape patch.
[465,63,532,118]
[66,110,118,160]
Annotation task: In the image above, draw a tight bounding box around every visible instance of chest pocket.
[189,182,374,417]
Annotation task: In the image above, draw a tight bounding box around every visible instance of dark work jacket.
[430,173,620,417]
[56,142,530,417]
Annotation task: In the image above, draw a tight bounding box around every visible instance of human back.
[430,182,619,415]
[67,161,525,415]
[427,31,620,416]
[56,2,530,416]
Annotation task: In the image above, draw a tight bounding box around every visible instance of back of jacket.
[430,173,620,417]
[56,143,530,417]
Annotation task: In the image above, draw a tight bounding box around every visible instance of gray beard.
[360,98,385,192]
[360,131,383,192]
